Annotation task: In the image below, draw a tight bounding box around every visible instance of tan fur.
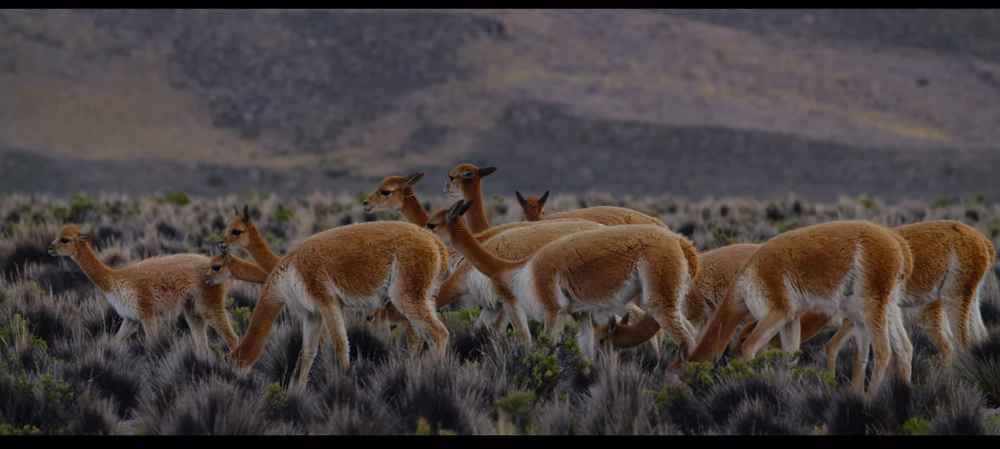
[741,220,994,376]
[221,205,282,273]
[683,220,911,398]
[444,163,497,234]
[362,172,430,226]
[48,224,240,352]
[359,172,592,347]
[426,199,698,362]
[445,218,598,272]
[225,219,450,388]
[374,220,608,347]
[516,190,549,221]
[595,243,761,350]
[205,246,272,285]
[543,205,672,230]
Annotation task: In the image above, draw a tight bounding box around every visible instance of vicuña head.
[516,190,549,221]
[48,223,92,258]
[443,163,496,234]
[362,172,427,221]
[205,247,232,285]
[220,204,281,273]
[204,244,270,286]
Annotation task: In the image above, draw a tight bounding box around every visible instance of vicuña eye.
[381,190,391,196]
[60,238,70,244]
[212,265,221,271]
[426,223,437,230]
[232,230,242,236]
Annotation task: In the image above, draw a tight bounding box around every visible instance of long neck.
[609,314,664,349]
[447,218,522,286]
[246,225,281,273]
[460,182,491,234]
[71,243,118,291]
[686,292,748,363]
[399,188,430,226]
[229,286,284,369]
[229,254,271,284]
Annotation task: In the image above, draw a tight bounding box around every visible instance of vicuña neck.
[229,288,284,369]
[229,254,271,284]
[246,225,281,273]
[71,244,118,291]
[399,188,430,227]
[447,217,523,286]
[611,314,665,349]
[461,183,491,234]
[687,292,747,363]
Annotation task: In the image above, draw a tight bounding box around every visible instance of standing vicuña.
[48,224,240,352]
[224,219,451,388]
[737,219,995,372]
[426,199,699,361]
[683,220,913,397]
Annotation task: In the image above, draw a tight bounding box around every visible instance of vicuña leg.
[296,312,325,389]
[887,301,913,383]
[182,303,209,352]
[114,317,141,342]
[390,266,449,359]
[199,282,241,351]
[642,265,696,359]
[825,318,853,376]
[916,299,953,360]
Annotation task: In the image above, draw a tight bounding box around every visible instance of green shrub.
[495,390,537,435]
[157,192,190,206]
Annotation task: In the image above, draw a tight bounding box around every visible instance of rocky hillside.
[1,9,999,202]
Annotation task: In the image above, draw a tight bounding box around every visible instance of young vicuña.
[48,224,240,352]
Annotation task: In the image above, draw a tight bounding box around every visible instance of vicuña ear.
[538,190,550,207]
[79,233,92,242]
[221,249,230,262]
[620,311,631,326]
[446,200,466,222]
[607,315,618,333]
[515,191,527,207]
[458,199,474,216]
[233,205,241,217]
[479,166,497,177]
[242,205,251,227]
[404,172,424,186]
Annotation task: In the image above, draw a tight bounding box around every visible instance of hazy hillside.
[2,9,1000,202]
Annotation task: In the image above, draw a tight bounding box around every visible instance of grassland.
[1,190,1000,435]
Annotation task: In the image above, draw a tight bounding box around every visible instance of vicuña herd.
[47,163,996,398]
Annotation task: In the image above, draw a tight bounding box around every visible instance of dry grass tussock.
[1,191,1000,435]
